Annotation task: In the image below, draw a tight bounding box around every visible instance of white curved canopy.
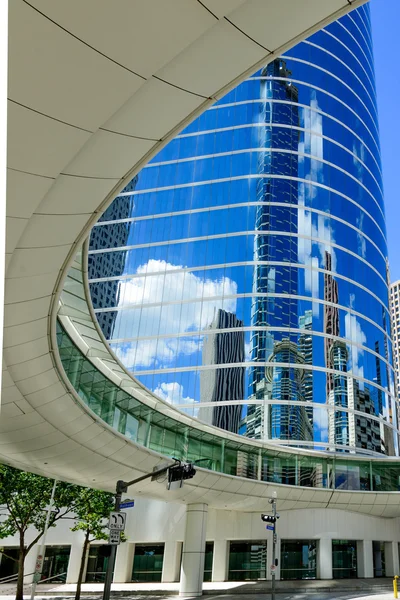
[3,0,379,513]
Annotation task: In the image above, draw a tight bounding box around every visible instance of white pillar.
[162,541,182,583]
[357,540,374,578]
[179,504,208,597]
[317,539,332,579]
[384,542,399,577]
[114,542,135,583]
[24,545,40,584]
[66,537,85,584]
[212,541,228,582]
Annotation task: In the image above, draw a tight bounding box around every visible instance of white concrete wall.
[2,499,400,583]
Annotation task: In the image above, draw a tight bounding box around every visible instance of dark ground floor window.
[132,544,164,582]
[204,542,214,582]
[42,546,70,582]
[85,545,111,582]
[280,540,316,580]
[0,548,19,580]
[228,541,267,580]
[332,540,357,579]
[373,541,385,577]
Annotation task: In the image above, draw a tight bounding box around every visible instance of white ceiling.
[3,0,378,513]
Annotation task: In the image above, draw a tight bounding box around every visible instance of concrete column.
[179,504,208,597]
[162,541,182,583]
[24,545,40,584]
[357,540,374,578]
[384,542,399,577]
[317,539,332,579]
[114,542,135,583]
[66,538,85,584]
[212,540,228,582]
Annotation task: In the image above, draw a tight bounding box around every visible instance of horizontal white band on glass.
[281,54,378,124]
[94,201,386,266]
[208,96,381,176]
[130,360,395,401]
[108,325,394,374]
[145,144,383,201]
[116,174,387,240]
[92,275,390,323]
[252,75,379,151]
[185,398,399,433]
[303,35,376,101]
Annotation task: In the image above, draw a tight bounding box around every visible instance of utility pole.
[261,493,279,600]
[102,460,196,600]
[270,495,277,600]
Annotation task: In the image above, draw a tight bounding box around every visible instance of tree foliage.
[0,466,113,600]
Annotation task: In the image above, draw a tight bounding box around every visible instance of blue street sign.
[120,501,135,509]
[266,525,274,531]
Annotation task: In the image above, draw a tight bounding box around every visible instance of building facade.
[390,280,400,395]
[88,4,397,457]
[2,499,400,584]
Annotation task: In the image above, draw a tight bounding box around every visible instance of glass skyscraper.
[88,5,398,456]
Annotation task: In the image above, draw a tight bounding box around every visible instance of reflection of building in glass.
[199,309,245,433]
[87,7,398,457]
[88,177,137,339]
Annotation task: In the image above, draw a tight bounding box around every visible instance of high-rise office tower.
[199,309,245,433]
[88,6,398,456]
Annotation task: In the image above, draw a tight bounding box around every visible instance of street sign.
[108,530,121,545]
[266,524,274,531]
[108,511,126,531]
[33,555,43,583]
[120,500,135,509]
[270,564,276,575]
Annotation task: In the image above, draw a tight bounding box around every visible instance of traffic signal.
[261,514,278,523]
[168,462,196,489]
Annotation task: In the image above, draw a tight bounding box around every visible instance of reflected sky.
[87,5,398,457]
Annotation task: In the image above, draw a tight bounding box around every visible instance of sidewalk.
[0,578,395,599]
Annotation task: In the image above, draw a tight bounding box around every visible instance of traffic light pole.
[102,460,181,600]
[271,497,277,600]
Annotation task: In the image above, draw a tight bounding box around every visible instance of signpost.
[108,530,121,545]
[120,500,135,509]
[108,512,126,531]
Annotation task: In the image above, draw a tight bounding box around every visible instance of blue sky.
[371,0,400,282]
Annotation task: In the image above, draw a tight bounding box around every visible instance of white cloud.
[112,259,238,368]
[313,406,328,441]
[153,381,198,416]
[345,311,367,382]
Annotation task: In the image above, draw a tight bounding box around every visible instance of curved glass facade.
[88,5,398,456]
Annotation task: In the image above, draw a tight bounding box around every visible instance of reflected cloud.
[114,259,238,367]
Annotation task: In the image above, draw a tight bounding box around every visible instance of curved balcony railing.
[56,249,400,494]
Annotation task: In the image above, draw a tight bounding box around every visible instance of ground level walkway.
[0,578,396,600]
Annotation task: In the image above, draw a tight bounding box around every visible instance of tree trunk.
[15,535,25,600]
[75,533,89,600]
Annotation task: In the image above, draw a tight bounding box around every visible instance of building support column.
[179,504,208,597]
[212,540,228,582]
[384,542,399,577]
[114,542,135,583]
[317,539,332,579]
[66,536,86,584]
[162,541,182,583]
[357,540,374,578]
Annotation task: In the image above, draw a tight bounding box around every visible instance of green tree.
[0,466,79,600]
[70,488,114,600]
